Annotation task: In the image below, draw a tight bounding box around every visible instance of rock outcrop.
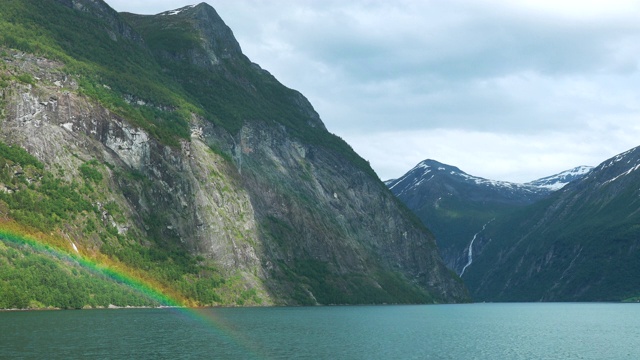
[0,0,468,305]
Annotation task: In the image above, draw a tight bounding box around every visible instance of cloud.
[347,123,640,182]
[104,0,640,181]
[213,1,640,124]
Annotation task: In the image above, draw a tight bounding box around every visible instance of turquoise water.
[1,303,639,359]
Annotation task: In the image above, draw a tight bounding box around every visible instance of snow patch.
[161,4,196,16]
[388,181,400,191]
[414,174,435,187]
[536,182,568,191]
[602,163,640,186]
[457,172,538,191]
[526,165,593,190]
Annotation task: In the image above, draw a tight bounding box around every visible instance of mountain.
[464,146,640,301]
[525,165,593,190]
[0,0,467,308]
[387,159,554,206]
[386,160,590,274]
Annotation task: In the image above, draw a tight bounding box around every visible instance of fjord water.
[1,303,639,359]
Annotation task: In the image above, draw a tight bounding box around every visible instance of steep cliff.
[0,0,467,307]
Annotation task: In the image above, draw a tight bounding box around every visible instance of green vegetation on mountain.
[0,142,92,231]
[121,9,375,177]
[0,138,259,308]
[0,239,157,309]
[386,161,551,275]
[278,259,435,305]
[411,195,514,272]
[0,0,467,308]
[465,149,640,302]
[0,0,194,146]
[0,0,372,175]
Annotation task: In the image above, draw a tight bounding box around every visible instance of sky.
[105,0,640,182]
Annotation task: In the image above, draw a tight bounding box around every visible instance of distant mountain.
[387,159,554,206]
[526,165,593,190]
[465,146,640,302]
[386,160,591,275]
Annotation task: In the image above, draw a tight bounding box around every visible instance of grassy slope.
[0,228,160,310]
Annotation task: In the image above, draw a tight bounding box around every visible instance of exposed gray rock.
[0,0,468,304]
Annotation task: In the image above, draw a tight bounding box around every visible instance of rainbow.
[0,225,263,358]
[0,226,179,307]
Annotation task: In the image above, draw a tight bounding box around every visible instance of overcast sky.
[105,0,640,182]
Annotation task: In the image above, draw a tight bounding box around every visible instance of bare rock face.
[1,51,263,279]
[0,0,468,304]
[213,120,466,301]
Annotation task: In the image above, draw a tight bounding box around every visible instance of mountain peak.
[157,4,199,16]
[389,159,552,204]
[416,159,462,173]
[122,2,243,68]
[156,3,219,18]
[465,144,640,302]
[0,0,468,306]
[584,145,640,187]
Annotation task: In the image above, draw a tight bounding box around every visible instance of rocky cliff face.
[213,121,465,302]
[0,0,467,305]
[1,50,268,299]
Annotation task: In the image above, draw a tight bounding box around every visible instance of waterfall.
[459,219,493,277]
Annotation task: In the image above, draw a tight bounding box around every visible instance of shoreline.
[0,305,183,312]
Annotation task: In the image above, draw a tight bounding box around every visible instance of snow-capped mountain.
[586,147,640,187]
[387,146,640,302]
[386,159,592,276]
[526,165,593,190]
[388,160,592,200]
[387,159,559,208]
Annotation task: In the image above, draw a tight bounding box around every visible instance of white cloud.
[104,0,640,182]
[500,0,640,19]
[346,126,640,183]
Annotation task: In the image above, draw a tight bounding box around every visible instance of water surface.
[1,303,638,359]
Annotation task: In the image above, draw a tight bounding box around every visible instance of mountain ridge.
[525,165,593,190]
[465,145,640,301]
[387,159,593,196]
[386,158,592,275]
[0,0,468,308]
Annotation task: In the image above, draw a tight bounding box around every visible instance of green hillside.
[0,0,467,308]
[466,148,640,302]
